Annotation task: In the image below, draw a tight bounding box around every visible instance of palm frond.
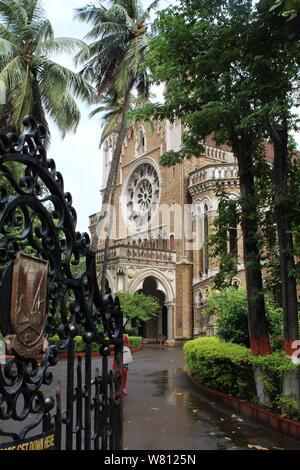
[9,64,32,127]
[0,24,15,43]
[0,0,27,25]
[37,37,89,57]
[41,78,81,137]
[0,55,24,89]
[26,0,46,23]
[114,34,149,93]
[0,37,18,60]
[113,0,141,22]
[35,57,96,103]
[140,0,160,22]
[84,21,130,42]
[33,19,54,45]
[101,112,121,143]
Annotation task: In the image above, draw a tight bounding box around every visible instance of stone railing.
[189,163,239,189]
[96,245,176,264]
[203,144,234,162]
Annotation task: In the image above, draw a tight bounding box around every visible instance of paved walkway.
[124,346,300,450]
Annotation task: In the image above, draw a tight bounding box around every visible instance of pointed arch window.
[204,204,209,275]
[137,127,146,156]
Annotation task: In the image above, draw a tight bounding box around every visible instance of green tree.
[210,287,283,350]
[141,0,271,355]
[117,291,160,328]
[75,0,159,294]
[0,0,94,140]
[244,0,300,354]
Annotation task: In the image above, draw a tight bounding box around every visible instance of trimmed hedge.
[48,335,143,352]
[184,337,299,407]
[184,337,257,401]
[48,335,100,353]
[128,336,143,350]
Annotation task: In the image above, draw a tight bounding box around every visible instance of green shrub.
[48,335,100,353]
[184,337,300,419]
[209,288,249,346]
[183,337,257,401]
[128,336,143,350]
[125,327,138,337]
[49,335,142,352]
[208,287,283,349]
[253,351,298,412]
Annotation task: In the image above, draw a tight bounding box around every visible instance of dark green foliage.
[209,288,250,347]
[124,326,138,337]
[253,351,299,417]
[207,288,283,349]
[117,291,160,327]
[127,336,142,350]
[0,0,94,139]
[49,334,142,352]
[184,336,299,418]
[184,337,257,401]
[49,335,100,353]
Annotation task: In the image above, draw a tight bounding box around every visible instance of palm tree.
[0,0,95,140]
[75,0,160,293]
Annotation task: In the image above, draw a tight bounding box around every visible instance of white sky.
[44,0,173,233]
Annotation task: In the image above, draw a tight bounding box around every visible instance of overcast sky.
[43,0,173,234]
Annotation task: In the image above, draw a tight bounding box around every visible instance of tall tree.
[247,0,300,354]
[0,0,94,140]
[139,0,272,354]
[75,0,159,294]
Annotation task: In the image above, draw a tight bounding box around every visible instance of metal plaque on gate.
[4,253,48,359]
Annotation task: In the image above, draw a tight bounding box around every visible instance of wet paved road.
[124,346,300,450]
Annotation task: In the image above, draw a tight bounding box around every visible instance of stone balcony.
[96,245,177,266]
[203,144,235,162]
[188,163,239,196]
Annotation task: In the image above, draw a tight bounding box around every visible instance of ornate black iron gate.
[0,117,123,450]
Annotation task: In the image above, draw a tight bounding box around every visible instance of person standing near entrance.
[122,334,132,395]
[112,334,132,396]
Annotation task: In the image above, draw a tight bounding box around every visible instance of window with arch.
[103,137,114,163]
[229,221,238,256]
[136,127,146,156]
[204,203,209,275]
[102,137,115,187]
[198,291,204,307]
[169,235,175,251]
[166,119,182,152]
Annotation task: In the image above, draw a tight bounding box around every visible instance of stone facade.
[89,121,244,343]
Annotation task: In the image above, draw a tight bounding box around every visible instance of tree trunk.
[272,126,299,356]
[232,136,271,355]
[98,86,131,296]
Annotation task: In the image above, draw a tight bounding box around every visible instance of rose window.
[124,162,160,231]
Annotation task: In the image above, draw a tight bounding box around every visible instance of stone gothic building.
[89,120,246,345]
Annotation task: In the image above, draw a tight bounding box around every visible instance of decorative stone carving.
[124,161,161,232]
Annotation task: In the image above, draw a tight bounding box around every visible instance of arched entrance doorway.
[137,277,170,343]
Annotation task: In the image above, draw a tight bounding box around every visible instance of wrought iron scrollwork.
[0,116,123,450]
